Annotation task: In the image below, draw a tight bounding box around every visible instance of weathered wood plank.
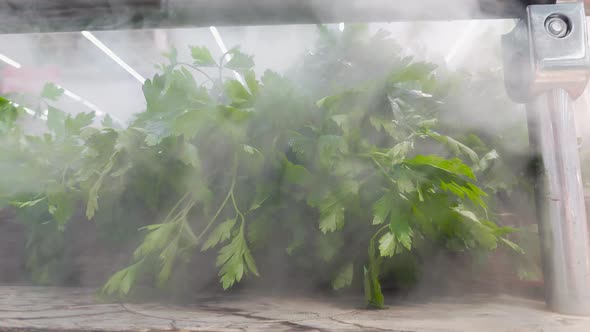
[0,286,590,331]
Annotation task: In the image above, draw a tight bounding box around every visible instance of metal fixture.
[502,1,590,315]
[1,0,589,34]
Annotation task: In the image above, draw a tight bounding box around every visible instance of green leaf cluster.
[0,25,525,307]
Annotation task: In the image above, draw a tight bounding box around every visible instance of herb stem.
[172,197,199,243]
[230,190,245,224]
[176,62,214,83]
[194,154,239,244]
[371,225,390,244]
[370,156,397,187]
[162,191,191,223]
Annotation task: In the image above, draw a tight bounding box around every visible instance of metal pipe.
[0,0,568,34]
[527,89,590,315]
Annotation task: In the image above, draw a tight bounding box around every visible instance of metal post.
[503,1,590,315]
[528,89,590,314]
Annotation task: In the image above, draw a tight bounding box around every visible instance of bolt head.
[550,20,565,33]
[545,16,569,38]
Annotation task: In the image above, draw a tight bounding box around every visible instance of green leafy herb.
[0,25,525,307]
[41,83,64,101]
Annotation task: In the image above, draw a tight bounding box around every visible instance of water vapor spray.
[0,0,550,310]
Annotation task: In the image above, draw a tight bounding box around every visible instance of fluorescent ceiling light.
[209,26,229,54]
[25,108,47,120]
[81,100,102,114]
[0,50,119,125]
[57,84,107,116]
[11,102,47,121]
[81,30,146,83]
[0,53,21,69]
[209,26,244,84]
[58,84,123,124]
[62,88,81,102]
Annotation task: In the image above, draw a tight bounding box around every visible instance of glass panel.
[0,13,572,328]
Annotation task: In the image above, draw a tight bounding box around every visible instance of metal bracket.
[502,2,590,102]
[502,1,590,316]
